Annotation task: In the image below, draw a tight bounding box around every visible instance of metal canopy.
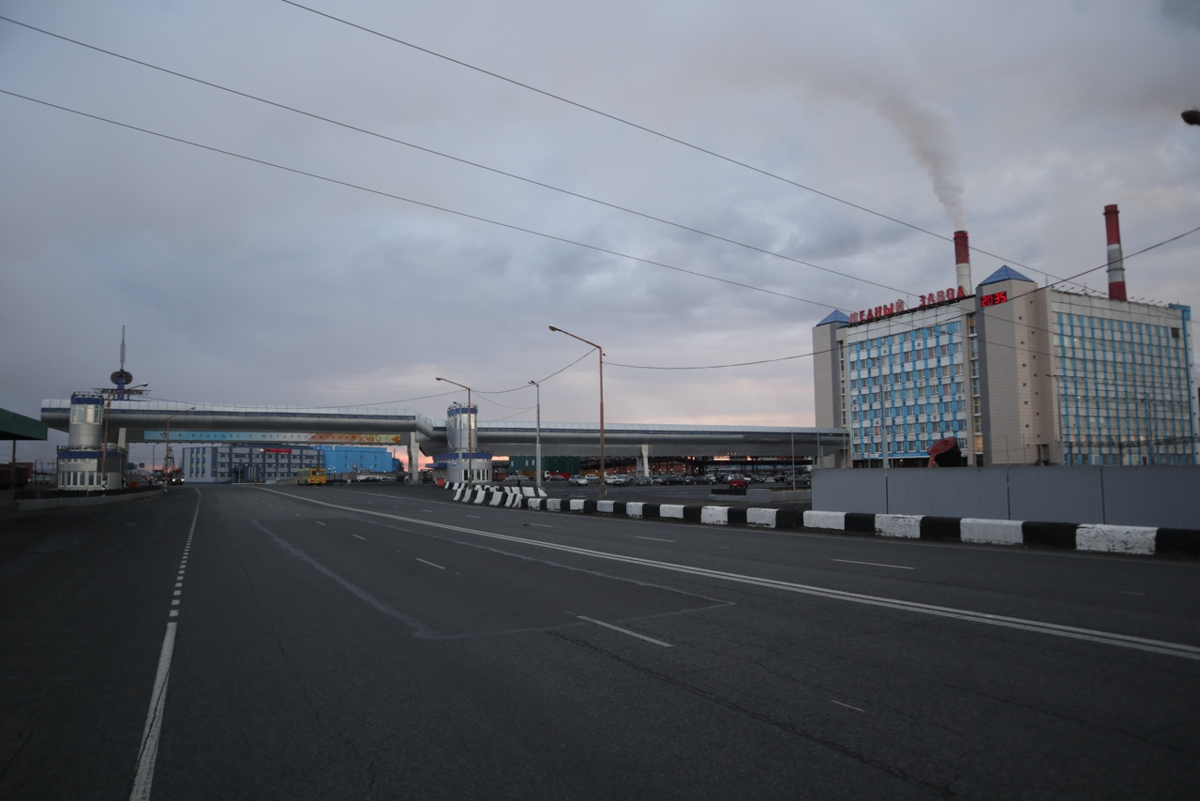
[0,407,48,441]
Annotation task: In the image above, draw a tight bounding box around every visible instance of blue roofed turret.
[978,265,1034,287]
[816,309,851,326]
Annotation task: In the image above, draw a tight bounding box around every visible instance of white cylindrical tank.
[446,403,477,451]
[67,393,105,448]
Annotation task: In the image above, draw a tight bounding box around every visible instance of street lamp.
[529,380,542,491]
[548,325,606,499]
[436,377,474,488]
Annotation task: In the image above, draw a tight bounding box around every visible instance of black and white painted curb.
[450,485,548,507]
[443,487,1198,557]
[802,511,1200,557]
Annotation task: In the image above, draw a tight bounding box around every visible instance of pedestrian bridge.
[40,399,848,469]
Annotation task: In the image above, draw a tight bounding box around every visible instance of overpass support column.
[407,434,421,484]
[640,443,650,477]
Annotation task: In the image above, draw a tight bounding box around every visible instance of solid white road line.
[635,536,675,543]
[351,534,366,541]
[831,700,865,713]
[256,488,1200,662]
[128,622,176,801]
[415,558,445,570]
[316,521,326,526]
[831,559,914,570]
[572,614,674,647]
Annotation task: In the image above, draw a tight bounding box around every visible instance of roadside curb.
[444,487,1199,558]
[802,511,1200,558]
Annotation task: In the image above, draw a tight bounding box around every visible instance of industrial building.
[813,205,1197,467]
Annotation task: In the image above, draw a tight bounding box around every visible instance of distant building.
[431,403,492,483]
[57,392,128,490]
[313,445,400,476]
[181,443,400,482]
[183,444,325,483]
[813,209,1197,467]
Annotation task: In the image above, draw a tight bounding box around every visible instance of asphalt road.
[2,483,1198,799]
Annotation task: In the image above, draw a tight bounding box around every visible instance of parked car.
[727,474,750,490]
[568,474,589,486]
[545,473,567,482]
[634,475,654,486]
[659,474,685,485]
[684,474,715,485]
[606,474,631,486]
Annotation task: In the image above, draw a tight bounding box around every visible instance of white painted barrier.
[1076,524,1157,556]
[960,518,1024,545]
[876,514,921,539]
[660,504,685,520]
[746,508,777,528]
[803,511,845,531]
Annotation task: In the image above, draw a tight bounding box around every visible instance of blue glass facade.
[847,318,968,462]
[1055,310,1194,465]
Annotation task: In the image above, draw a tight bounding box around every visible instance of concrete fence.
[812,465,1200,529]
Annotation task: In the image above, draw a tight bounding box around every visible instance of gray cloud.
[2,0,1198,466]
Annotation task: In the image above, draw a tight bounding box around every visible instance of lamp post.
[548,326,605,499]
[436,377,474,488]
[528,380,542,491]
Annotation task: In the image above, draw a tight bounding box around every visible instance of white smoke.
[871,95,966,230]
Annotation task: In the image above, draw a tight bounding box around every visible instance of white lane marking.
[352,534,366,541]
[465,515,481,519]
[421,509,433,512]
[635,536,675,543]
[832,559,914,571]
[171,599,179,606]
[168,610,178,618]
[316,521,326,526]
[172,590,181,596]
[416,558,445,570]
[832,700,865,713]
[530,523,554,528]
[129,622,176,801]
[255,488,1200,662]
[571,613,673,647]
[295,513,302,517]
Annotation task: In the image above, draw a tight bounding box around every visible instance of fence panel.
[885,468,1010,519]
[812,469,887,513]
[1002,467,1104,524]
[1102,466,1200,528]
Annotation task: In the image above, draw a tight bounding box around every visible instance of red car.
[727,475,749,490]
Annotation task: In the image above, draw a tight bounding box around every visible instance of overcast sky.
[3,0,1198,465]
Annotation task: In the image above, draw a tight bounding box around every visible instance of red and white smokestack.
[1104,204,1127,301]
[953,230,971,291]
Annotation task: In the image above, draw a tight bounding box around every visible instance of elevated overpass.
[40,399,849,472]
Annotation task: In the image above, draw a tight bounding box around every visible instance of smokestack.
[953,230,971,291]
[1104,204,1126,301]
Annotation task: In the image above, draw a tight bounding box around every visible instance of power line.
[277,0,1089,288]
[0,87,838,309]
[0,14,914,299]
